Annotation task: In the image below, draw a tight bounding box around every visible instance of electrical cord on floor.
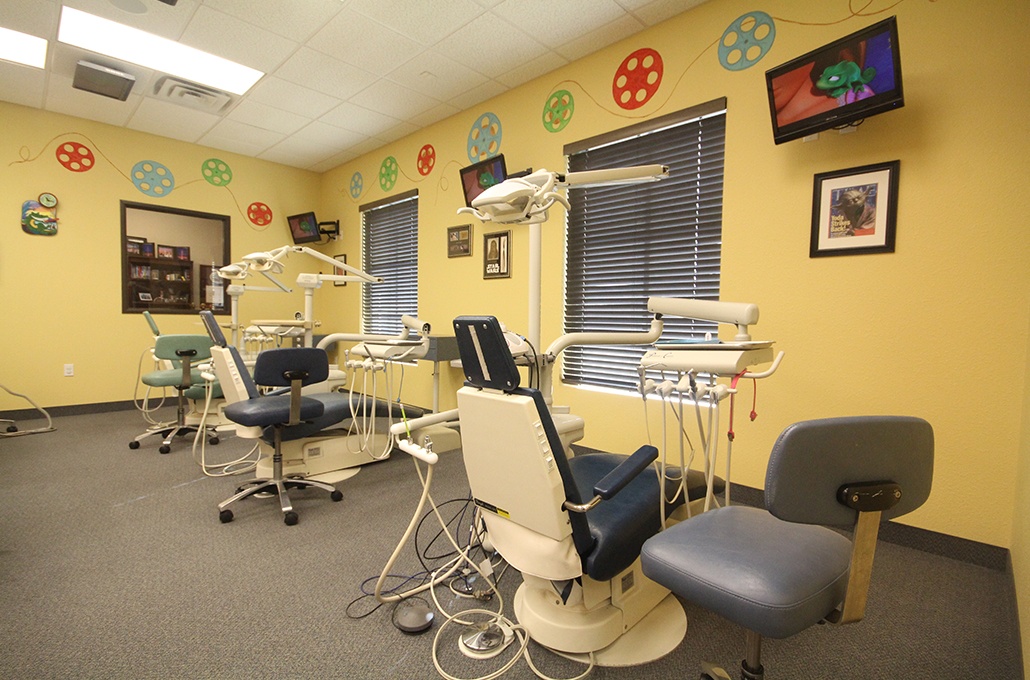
[190,375,258,477]
[132,346,172,428]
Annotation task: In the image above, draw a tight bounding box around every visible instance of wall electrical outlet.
[63,364,74,377]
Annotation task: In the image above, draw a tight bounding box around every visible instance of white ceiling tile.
[494,52,568,89]
[554,14,645,62]
[0,0,61,38]
[348,79,440,119]
[319,101,404,137]
[387,50,491,100]
[432,14,551,79]
[310,149,360,173]
[126,96,220,142]
[227,99,311,135]
[291,120,367,150]
[179,6,299,74]
[448,79,507,112]
[492,0,625,49]
[201,0,343,42]
[275,47,377,99]
[0,61,46,109]
[407,102,462,129]
[372,120,419,145]
[258,137,337,169]
[630,0,707,25]
[60,0,199,41]
[245,77,340,119]
[199,118,285,156]
[306,9,423,77]
[348,0,485,46]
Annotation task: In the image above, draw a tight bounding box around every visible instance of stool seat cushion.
[142,368,204,389]
[641,505,852,639]
[224,394,324,429]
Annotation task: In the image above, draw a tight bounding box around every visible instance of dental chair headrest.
[453,316,521,392]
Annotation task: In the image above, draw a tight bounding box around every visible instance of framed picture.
[156,244,175,259]
[174,246,190,261]
[138,291,153,302]
[333,254,348,287]
[140,242,155,257]
[126,241,141,255]
[811,160,899,257]
[483,230,510,279]
[447,224,472,258]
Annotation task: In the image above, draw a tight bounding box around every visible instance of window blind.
[361,192,418,335]
[563,101,726,392]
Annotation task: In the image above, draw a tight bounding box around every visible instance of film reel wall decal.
[131,160,175,197]
[201,158,233,186]
[467,113,502,162]
[718,11,776,71]
[416,144,436,176]
[379,156,399,191]
[349,172,364,199]
[55,142,96,172]
[543,90,575,133]
[613,48,664,110]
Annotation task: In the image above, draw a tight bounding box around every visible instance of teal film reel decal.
[201,158,232,186]
[543,90,575,133]
[718,11,776,71]
[379,157,398,192]
[467,113,502,162]
[131,160,175,197]
[350,172,363,199]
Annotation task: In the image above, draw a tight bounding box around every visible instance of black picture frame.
[810,160,899,257]
[483,230,510,279]
[448,225,472,258]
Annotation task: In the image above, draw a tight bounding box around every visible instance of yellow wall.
[2,2,1028,655]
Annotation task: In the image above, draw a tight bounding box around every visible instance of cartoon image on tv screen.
[772,30,896,128]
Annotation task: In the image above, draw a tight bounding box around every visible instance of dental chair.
[216,345,345,526]
[640,416,934,680]
[453,315,694,665]
[129,334,221,454]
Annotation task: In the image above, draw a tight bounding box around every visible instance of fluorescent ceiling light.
[0,26,48,69]
[57,7,262,95]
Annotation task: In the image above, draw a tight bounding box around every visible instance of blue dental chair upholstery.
[452,315,693,662]
[640,416,934,680]
[129,333,221,454]
[216,346,345,526]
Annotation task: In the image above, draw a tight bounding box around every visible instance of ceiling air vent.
[153,76,233,113]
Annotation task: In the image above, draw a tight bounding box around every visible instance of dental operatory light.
[0,26,47,69]
[57,7,263,95]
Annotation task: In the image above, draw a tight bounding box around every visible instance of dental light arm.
[647,297,759,342]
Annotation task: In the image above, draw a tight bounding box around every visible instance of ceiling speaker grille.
[73,61,135,101]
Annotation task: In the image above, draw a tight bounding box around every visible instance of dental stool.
[640,416,934,680]
[452,316,689,665]
[217,346,345,526]
[129,334,221,454]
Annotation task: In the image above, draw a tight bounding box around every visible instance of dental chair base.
[515,564,685,666]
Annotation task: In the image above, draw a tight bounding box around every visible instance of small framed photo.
[483,230,510,279]
[138,291,153,302]
[333,254,348,287]
[174,246,190,261]
[126,241,141,255]
[140,242,155,257]
[156,244,175,259]
[811,160,899,257]
[447,224,473,258]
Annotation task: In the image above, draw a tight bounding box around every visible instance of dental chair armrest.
[563,445,659,513]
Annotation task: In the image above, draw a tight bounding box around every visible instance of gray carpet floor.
[0,408,1023,679]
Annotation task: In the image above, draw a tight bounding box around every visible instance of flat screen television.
[286,211,321,245]
[765,16,904,144]
[460,154,507,207]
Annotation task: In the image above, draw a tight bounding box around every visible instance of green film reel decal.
[467,113,502,163]
[201,158,232,186]
[718,11,776,71]
[379,157,398,192]
[543,90,575,133]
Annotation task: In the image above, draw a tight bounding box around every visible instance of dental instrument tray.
[641,340,775,375]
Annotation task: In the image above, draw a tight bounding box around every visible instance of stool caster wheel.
[159,444,171,454]
[209,436,219,445]
[219,509,234,523]
[129,441,140,450]
[331,490,343,502]
[284,511,299,526]
[7,425,18,433]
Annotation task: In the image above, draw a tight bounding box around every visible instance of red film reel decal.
[612,48,664,110]
[417,144,436,176]
[248,202,272,226]
[55,142,96,172]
